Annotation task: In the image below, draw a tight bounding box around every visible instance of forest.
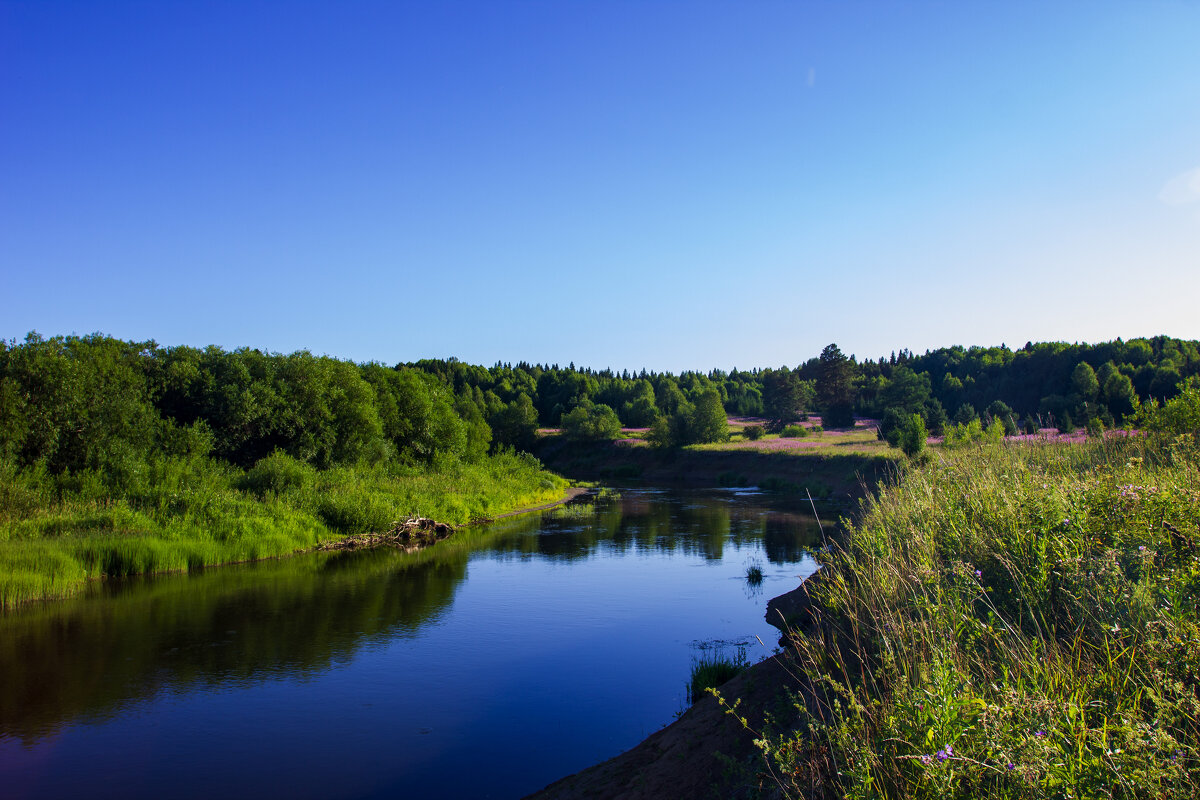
[407,335,1200,444]
[4,333,1197,479]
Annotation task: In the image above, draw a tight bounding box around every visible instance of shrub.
[899,413,927,458]
[780,424,808,438]
[240,452,316,496]
[1140,376,1200,436]
[742,424,766,441]
[560,402,622,441]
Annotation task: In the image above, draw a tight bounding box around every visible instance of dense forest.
[407,335,1200,443]
[3,334,1196,477]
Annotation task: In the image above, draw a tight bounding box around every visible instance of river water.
[0,487,820,799]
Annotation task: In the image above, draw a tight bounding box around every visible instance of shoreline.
[524,576,821,799]
[3,485,592,611]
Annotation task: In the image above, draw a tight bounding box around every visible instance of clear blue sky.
[3,1,1198,372]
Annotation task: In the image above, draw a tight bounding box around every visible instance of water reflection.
[0,488,820,751]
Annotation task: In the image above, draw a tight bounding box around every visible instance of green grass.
[689,646,749,704]
[730,433,1200,798]
[0,450,569,608]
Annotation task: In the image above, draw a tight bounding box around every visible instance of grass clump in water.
[688,646,748,705]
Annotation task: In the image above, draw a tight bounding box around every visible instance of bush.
[240,452,316,496]
[560,402,622,441]
[1139,376,1200,436]
[742,424,766,441]
[899,413,927,458]
[780,424,808,438]
[878,408,907,447]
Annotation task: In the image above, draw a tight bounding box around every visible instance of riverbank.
[530,432,1200,798]
[0,451,571,609]
[525,580,814,800]
[535,437,895,510]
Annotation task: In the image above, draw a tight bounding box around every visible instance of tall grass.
[0,450,568,608]
[690,646,749,704]
[738,434,1200,798]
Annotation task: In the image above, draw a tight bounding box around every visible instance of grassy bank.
[739,433,1200,798]
[535,436,895,507]
[0,450,568,609]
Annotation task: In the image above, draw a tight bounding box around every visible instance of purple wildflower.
[1006,762,1016,771]
[936,749,948,762]
[920,754,933,765]
[974,569,982,579]
[1034,730,1046,738]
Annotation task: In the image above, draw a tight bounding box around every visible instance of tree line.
[3,333,1197,481]
[408,336,1200,443]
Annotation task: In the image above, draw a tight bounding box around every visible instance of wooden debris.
[316,517,457,553]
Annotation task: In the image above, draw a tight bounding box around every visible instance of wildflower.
[920,754,933,765]
[1138,545,1146,552]
[945,744,953,756]
[1034,730,1046,738]
[974,569,982,579]
[936,749,948,761]
[1006,762,1016,771]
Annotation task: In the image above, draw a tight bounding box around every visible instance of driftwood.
[316,517,457,553]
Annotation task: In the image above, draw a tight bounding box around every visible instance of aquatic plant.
[688,646,748,704]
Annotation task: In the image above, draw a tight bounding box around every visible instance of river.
[0,487,820,799]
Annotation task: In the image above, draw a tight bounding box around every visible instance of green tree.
[762,369,803,424]
[489,393,539,452]
[560,402,622,441]
[899,413,927,458]
[1070,361,1100,401]
[880,366,932,415]
[817,344,855,428]
[1103,371,1138,420]
[690,389,730,444]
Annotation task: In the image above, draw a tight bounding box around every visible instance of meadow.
[729,427,1200,798]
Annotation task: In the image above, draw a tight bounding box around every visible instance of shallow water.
[0,487,819,799]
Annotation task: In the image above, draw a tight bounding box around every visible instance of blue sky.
[3,1,1198,372]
